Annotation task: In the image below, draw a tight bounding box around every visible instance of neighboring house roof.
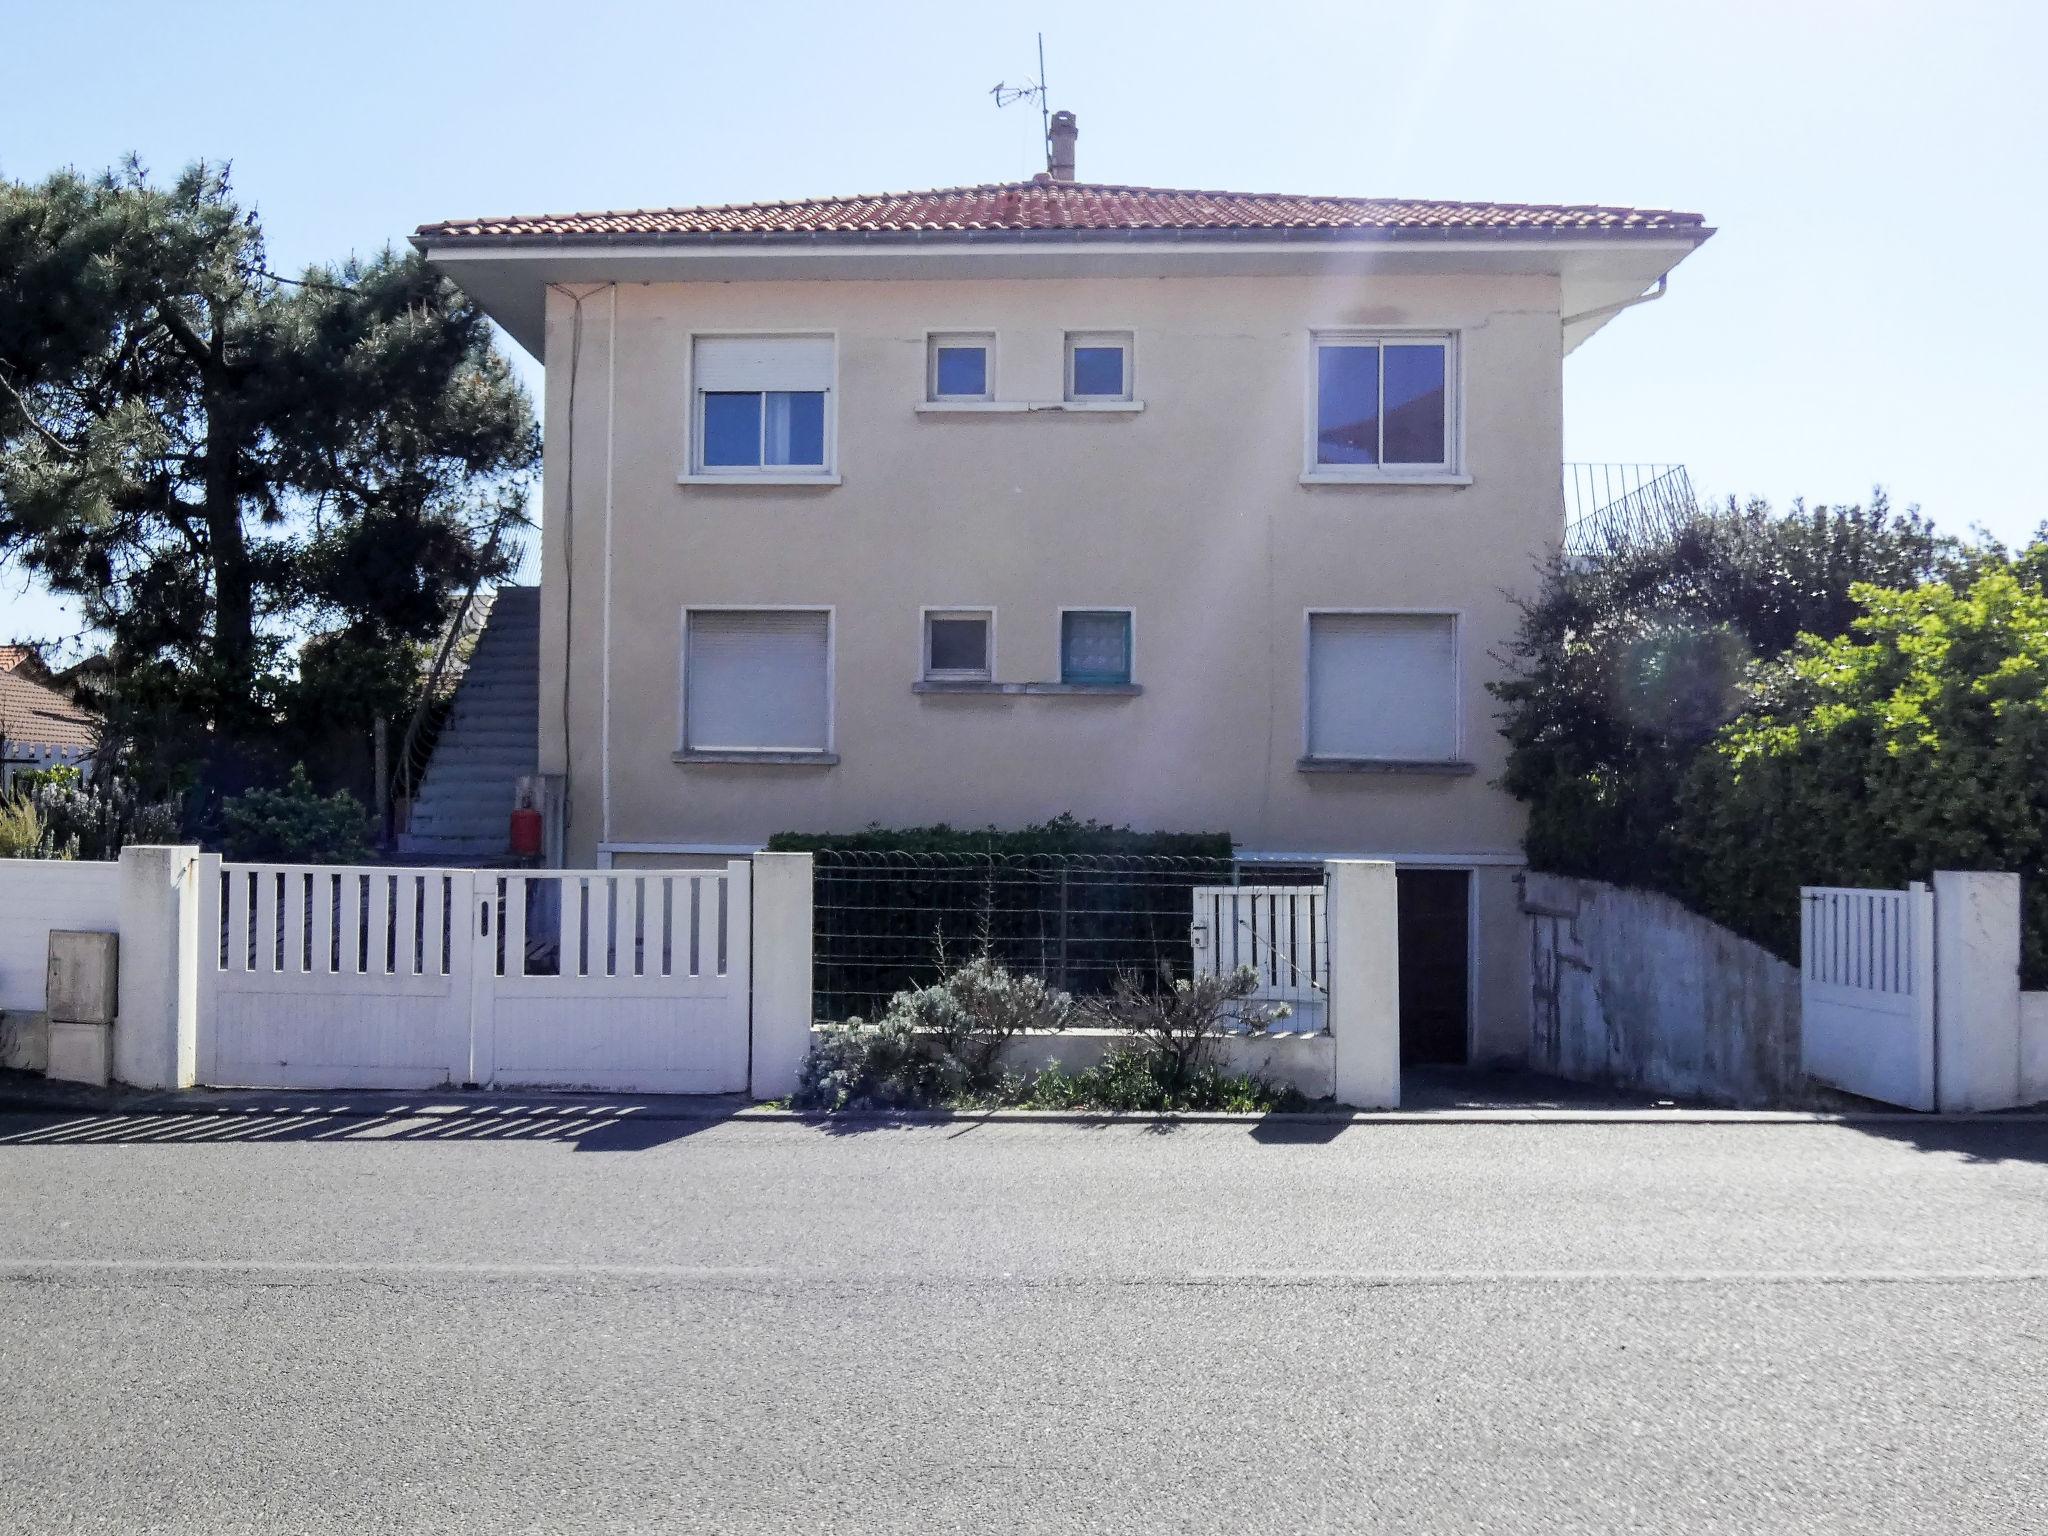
[0,667,98,756]
[416,180,1709,245]
[0,643,56,687]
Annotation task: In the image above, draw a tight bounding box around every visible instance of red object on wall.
[509,806,543,857]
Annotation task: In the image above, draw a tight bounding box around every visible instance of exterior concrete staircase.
[397,586,539,861]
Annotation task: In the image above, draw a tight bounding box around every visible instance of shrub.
[1677,568,2048,985]
[1020,1047,1307,1113]
[1083,964,1289,1099]
[884,952,1076,1082]
[794,1018,957,1112]
[10,767,183,861]
[0,795,62,859]
[792,950,1074,1110]
[220,764,369,863]
[1493,494,1964,888]
[789,954,1310,1113]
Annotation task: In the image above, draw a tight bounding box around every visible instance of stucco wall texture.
[537,271,1564,1056]
[1522,872,1815,1108]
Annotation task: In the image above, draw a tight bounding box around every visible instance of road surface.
[2,1103,2045,1533]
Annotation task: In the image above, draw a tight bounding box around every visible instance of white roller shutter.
[692,335,833,393]
[1307,613,1459,761]
[685,610,831,752]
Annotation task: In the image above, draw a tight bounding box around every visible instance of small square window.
[1060,610,1133,685]
[924,611,992,681]
[928,334,993,401]
[1065,332,1132,401]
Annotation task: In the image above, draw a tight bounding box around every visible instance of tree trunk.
[202,385,258,783]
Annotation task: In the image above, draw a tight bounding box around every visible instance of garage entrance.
[1397,869,1470,1065]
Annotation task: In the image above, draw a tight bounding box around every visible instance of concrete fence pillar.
[113,844,204,1090]
[1327,859,1400,1109]
[750,851,815,1100]
[1933,870,2023,1112]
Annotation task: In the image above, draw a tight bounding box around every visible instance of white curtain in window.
[1307,613,1458,760]
[685,610,830,751]
[692,335,832,393]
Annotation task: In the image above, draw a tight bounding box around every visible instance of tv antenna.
[990,33,1052,175]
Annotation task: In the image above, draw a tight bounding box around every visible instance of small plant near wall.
[795,944,1074,1111]
[1019,1049,1307,1114]
[791,954,1309,1114]
[0,794,62,859]
[1083,963,1291,1102]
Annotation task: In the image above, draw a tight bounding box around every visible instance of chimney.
[1048,110,1077,183]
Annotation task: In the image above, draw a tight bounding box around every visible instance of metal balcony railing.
[1562,463,1698,556]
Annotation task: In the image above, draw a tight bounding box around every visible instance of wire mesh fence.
[811,850,1323,1022]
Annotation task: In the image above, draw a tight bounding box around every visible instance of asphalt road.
[2,1105,2045,1534]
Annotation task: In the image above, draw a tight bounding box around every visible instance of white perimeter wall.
[1523,872,1811,1108]
[2024,992,2048,1105]
[0,858,120,1013]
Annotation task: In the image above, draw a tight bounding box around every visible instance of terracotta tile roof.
[0,668,98,755]
[417,181,1708,244]
[0,644,38,673]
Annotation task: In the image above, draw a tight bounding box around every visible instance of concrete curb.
[2,1083,2046,1127]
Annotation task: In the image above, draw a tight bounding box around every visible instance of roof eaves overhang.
[415,224,1714,358]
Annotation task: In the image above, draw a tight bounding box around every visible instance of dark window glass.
[1316,345,1380,464]
[1381,345,1447,464]
[1061,611,1132,684]
[764,391,825,466]
[934,346,988,398]
[927,617,989,675]
[702,392,762,467]
[1071,345,1126,398]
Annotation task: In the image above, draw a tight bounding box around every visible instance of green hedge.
[1677,568,2048,986]
[768,814,1232,859]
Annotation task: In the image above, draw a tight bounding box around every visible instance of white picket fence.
[1800,883,1936,1110]
[1190,883,1327,1032]
[201,859,751,1094]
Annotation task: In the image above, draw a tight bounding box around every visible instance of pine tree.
[0,159,538,801]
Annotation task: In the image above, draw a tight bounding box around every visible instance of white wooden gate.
[200,858,751,1094]
[1190,883,1326,1032]
[476,866,750,1094]
[1800,882,1936,1110]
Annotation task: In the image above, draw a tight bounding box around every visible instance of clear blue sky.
[5,0,2044,645]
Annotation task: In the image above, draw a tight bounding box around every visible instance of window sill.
[1297,756,1475,776]
[912,680,1142,697]
[912,401,1145,415]
[678,473,842,487]
[1298,471,1472,488]
[673,750,840,766]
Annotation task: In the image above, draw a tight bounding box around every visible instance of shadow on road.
[0,1102,740,1154]
[1833,1116,2048,1167]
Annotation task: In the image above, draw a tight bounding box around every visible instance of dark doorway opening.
[1398,868,1470,1065]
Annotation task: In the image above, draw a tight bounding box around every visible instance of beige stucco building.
[417,138,1710,1063]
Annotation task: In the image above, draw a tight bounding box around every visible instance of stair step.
[406,585,546,852]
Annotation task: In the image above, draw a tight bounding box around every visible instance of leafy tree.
[0,160,537,803]
[1492,494,1963,887]
[1677,566,2048,984]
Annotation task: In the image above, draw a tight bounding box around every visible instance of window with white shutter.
[690,335,834,477]
[1306,613,1459,762]
[682,610,832,755]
